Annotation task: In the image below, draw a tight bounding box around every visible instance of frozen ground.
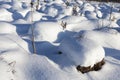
[0,0,120,80]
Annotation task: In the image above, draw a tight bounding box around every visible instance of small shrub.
[61,21,67,30]
[72,5,78,16]
[65,1,70,7]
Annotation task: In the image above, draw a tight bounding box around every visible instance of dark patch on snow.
[76,59,105,74]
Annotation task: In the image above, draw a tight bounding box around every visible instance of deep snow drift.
[0,0,120,80]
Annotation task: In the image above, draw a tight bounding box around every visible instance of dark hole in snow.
[76,58,105,74]
[58,51,62,54]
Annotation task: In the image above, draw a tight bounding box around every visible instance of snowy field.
[0,0,120,80]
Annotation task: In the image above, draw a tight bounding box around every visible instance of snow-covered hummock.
[65,19,99,32]
[47,7,58,17]
[110,13,120,27]
[0,53,70,80]
[25,11,44,22]
[59,36,105,67]
[64,6,73,16]
[0,4,12,9]
[59,16,87,24]
[11,0,22,10]
[0,35,29,74]
[0,8,13,21]
[20,54,70,80]
[28,22,63,42]
[0,58,15,80]
[95,9,102,18]
[16,8,31,18]
[53,0,64,3]
[0,0,120,80]
[85,11,97,19]
[0,0,12,2]
[98,19,119,28]
[17,0,31,3]
[109,12,120,23]
[13,19,30,24]
[83,3,95,12]
[0,34,29,54]
[0,22,16,34]
[77,28,120,50]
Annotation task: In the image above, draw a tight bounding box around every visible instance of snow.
[22,54,70,80]
[85,11,98,19]
[0,59,14,80]
[64,6,73,16]
[16,8,31,18]
[25,11,44,22]
[59,36,105,67]
[0,0,120,80]
[28,21,63,42]
[11,0,22,10]
[47,7,58,17]
[77,28,120,50]
[95,9,102,18]
[0,22,16,34]
[59,16,87,24]
[83,3,95,12]
[0,4,12,9]
[0,8,13,21]
[0,34,29,53]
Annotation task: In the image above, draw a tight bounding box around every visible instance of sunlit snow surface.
[0,0,120,80]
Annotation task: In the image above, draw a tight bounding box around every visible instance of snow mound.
[54,0,64,3]
[59,36,105,67]
[0,4,11,9]
[13,19,29,24]
[21,54,70,80]
[0,58,15,80]
[64,6,73,16]
[85,11,97,19]
[98,19,119,28]
[0,34,29,53]
[11,0,22,10]
[77,28,120,50]
[25,11,44,22]
[0,0,120,80]
[95,9,102,18]
[0,22,16,34]
[83,3,95,12]
[66,20,99,32]
[59,16,87,24]
[47,7,58,17]
[0,8,13,21]
[16,8,31,18]
[28,22,63,42]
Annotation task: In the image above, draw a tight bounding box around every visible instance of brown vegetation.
[76,58,105,74]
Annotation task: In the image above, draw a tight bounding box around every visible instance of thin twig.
[30,1,37,54]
